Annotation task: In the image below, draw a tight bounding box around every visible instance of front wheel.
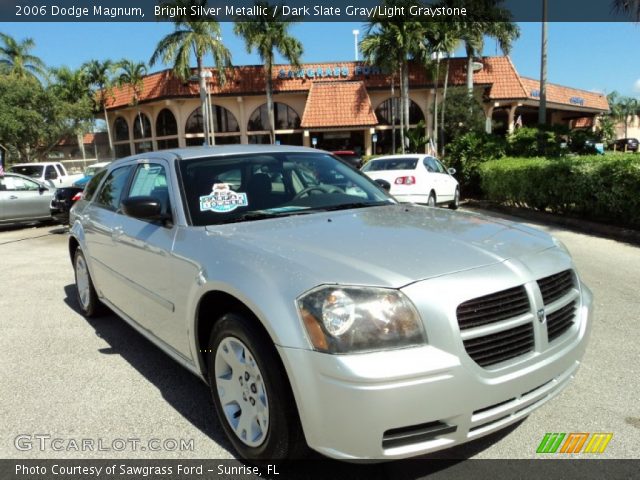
[449,188,460,210]
[427,192,436,207]
[207,313,307,461]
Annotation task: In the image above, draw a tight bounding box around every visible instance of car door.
[422,157,442,198]
[0,175,51,222]
[108,160,188,356]
[83,164,134,307]
[432,157,457,201]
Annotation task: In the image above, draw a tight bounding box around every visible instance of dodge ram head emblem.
[537,308,546,323]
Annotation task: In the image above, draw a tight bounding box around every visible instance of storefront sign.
[569,96,585,106]
[277,65,383,80]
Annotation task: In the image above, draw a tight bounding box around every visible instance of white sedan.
[361,154,460,208]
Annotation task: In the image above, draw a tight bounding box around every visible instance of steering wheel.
[293,185,337,200]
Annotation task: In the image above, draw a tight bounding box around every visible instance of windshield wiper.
[309,201,392,212]
[215,209,313,225]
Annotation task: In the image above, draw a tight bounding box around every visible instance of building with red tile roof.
[103,56,608,158]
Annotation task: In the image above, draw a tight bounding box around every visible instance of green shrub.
[507,126,567,157]
[480,155,640,228]
[445,131,506,196]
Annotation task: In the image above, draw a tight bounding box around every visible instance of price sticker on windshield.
[199,183,248,213]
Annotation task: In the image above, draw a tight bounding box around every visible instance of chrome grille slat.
[457,286,530,330]
[547,301,577,341]
[537,270,574,304]
[462,323,534,367]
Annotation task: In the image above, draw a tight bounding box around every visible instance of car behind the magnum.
[69,146,592,461]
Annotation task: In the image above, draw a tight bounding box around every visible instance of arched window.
[185,105,239,134]
[247,103,300,131]
[375,98,425,125]
[114,117,129,142]
[156,109,177,137]
[133,113,152,139]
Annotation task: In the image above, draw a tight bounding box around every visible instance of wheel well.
[195,291,271,376]
[68,237,79,263]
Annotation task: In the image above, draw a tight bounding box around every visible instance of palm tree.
[361,26,401,153]
[49,66,93,159]
[234,2,303,144]
[116,59,147,137]
[364,1,425,153]
[0,33,46,80]
[83,59,117,157]
[422,22,460,153]
[612,0,640,20]
[150,0,231,146]
[456,1,519,95]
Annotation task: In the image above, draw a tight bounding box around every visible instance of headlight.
[297,286,426,353]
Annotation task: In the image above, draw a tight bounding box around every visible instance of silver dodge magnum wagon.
[69,146,592,461]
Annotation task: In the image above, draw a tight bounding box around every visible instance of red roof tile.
[519,77,609,111]
[57,132,108,146]
[301,81,377,128]
[105,57,608,113]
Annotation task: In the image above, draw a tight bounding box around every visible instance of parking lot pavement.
[0,211,639,464]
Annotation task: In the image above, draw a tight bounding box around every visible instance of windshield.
[179,152,394,226]
[8,165,44,178]
[85,165,103,176]
[362,158,418,172]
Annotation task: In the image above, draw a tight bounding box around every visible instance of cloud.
[634,79,640,93]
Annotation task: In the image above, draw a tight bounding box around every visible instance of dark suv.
[614,138,639,152]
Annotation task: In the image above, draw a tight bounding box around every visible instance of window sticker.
[199,183,248,213]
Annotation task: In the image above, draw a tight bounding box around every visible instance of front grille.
[546,300,577,341]
[463,323,535,367]
[456,286,530,330]
[537,270,574,305]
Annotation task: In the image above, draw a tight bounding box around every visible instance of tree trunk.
[77,132,86,160]
[399,63,405,154]
[402,57,410,153]
[197,56,209,146]
[440,55,450,157]
[391,77,396,154]
[433,57,440,152]
[466,44,474,95]
[103,104,114,158]
[265,56,275,144]
[538,0,548,126]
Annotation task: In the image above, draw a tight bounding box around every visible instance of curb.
[462,199,640,247]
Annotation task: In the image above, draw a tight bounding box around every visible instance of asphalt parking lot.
[1,209,639,467]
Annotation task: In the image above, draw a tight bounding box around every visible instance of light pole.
[202,70,215,146]
[352,29,359,61]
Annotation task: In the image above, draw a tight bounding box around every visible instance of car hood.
[206,204,556,288]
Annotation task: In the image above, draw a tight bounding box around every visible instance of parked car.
[331,150,362,169]
[50,162,110,224]
[8,161,84,188]
[613,137,639,152]
[0,173,54,225]
[69,145,592,461]
[361,154,460,208]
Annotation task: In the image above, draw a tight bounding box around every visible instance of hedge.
[480,154,640,228]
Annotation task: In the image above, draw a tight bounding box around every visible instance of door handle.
[9,195,18,200]
[112,226,124,239]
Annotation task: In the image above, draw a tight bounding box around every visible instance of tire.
[449,188,460,210]
[427,191,436,207]
[207,312,307,461]
[73,248,103,317]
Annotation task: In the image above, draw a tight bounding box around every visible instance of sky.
[0,21,638,97]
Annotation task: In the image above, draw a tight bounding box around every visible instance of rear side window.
[362,158,418,172]
[95,166,132,211]
[83,169,107,202]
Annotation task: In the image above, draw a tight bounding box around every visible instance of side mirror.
[374,179,391,192]
[38,185,48,193]
[122,196,165,221]
[447,167,457,175]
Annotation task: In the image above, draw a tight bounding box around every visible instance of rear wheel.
[427,191,436,207]
[449,188,460,210]
[207,313,307,461]
[73,248,103,317]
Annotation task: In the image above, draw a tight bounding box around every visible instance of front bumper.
[279,261,593,459]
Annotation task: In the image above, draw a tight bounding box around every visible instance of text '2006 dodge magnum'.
[69,145,592,461]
